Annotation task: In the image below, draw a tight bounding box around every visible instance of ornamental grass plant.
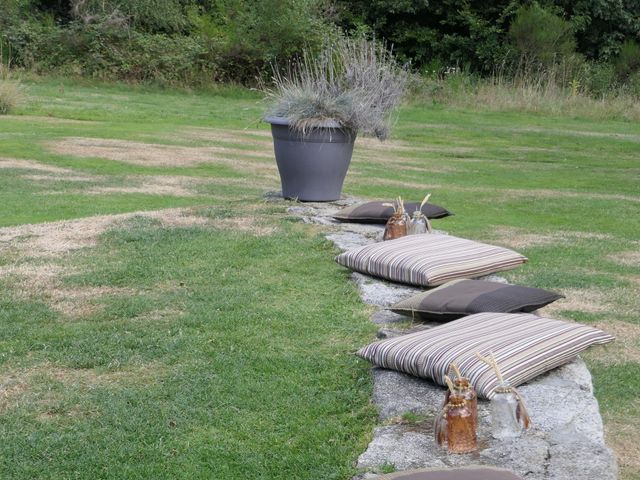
[266,37,409,140]
[0,66,23,115]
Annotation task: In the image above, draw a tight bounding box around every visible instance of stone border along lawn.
[279,194,617,480]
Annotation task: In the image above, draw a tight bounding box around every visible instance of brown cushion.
[333,201,452,223]
[391,279,564,321]
[357,312,614,399]
[335,234,527,287]
[379,466,524,480]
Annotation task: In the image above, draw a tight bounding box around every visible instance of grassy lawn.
[0,78,638,479]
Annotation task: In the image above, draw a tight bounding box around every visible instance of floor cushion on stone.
[378,466,524,480]
[357,312,614,399]
[390,279,564,321]
[333,201,452,223]
[335,234,527,287]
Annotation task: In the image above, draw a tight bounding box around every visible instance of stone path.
[280,195,617,480]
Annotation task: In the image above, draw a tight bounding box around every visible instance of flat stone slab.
[363,361,616,480]
[352,272,422,307]
[376,466,525,480]
[277,194,617,480]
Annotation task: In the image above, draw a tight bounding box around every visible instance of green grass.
[0,220,375,478]
[0,78,639,478]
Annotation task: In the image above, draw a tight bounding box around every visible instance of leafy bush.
[69,0,191,33]
[67,27,210,83]
[614,40,640,82]
[508,3,576,67]
[333,0,514,74]
[585,62,617,97]
[335,0,640,70]
[191,0,337,84]
[0,0,336,85]
[556,0,640,61]
[0,0,638,91]
[2,18,215,84]
[266,38,408,140]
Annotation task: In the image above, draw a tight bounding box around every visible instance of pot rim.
[264,115,343,129]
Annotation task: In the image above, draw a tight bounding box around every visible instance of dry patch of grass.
[351,152,460,173]
[84,174,278,199]
[50,174,275,196]
[395,164,459,174]
[539,287,611,316]
[621,275,640,288]
[86,175,211,197]
[0,158,100,184]
[0,208,277,317]
[367,177,446,191]
[515,125,640,142]
[214,216,277,236]
[553,288,611,313]
[184,127,272,139]
[364,177,640,203]
[0,377,28,413]
[603,406,640,480]
[490,226,613,250]
[538,284,639,323]
[585,321,640,366]
[0,207,277,261]
[400,122,458,130]
[608,249,640,268]
[356,136,436,152]
[0,208,211,259]
[48,138,276,175]
[182,127,274,149]
[134,307,185,322]
[508,188,640,204]
[23,174,97,183]
[0,263,134,318]
[509,146,560,153]
[0,115,97,125]
[0,157,81,175]
[363,178,640,204]
[483,186,640,204]
[0,362,166,415]
[0,209,210,318]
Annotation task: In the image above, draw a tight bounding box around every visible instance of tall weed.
[0,68,23,114]
[413,66,640,122]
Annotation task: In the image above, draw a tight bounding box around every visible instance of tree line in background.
[1,0,639,96]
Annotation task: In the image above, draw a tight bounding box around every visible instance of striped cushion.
[357,312,614,399]
[335,234,527,287]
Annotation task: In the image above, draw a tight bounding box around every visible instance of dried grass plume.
[265,37,409,140]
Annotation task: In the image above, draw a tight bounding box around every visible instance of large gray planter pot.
[265,116,356,202]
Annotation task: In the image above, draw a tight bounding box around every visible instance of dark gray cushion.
[391,279,564,321]
[333,201,452,223]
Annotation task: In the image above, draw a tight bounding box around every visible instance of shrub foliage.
[0,0,335,84]
[0,0,638,95]
[508,3,576,66]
